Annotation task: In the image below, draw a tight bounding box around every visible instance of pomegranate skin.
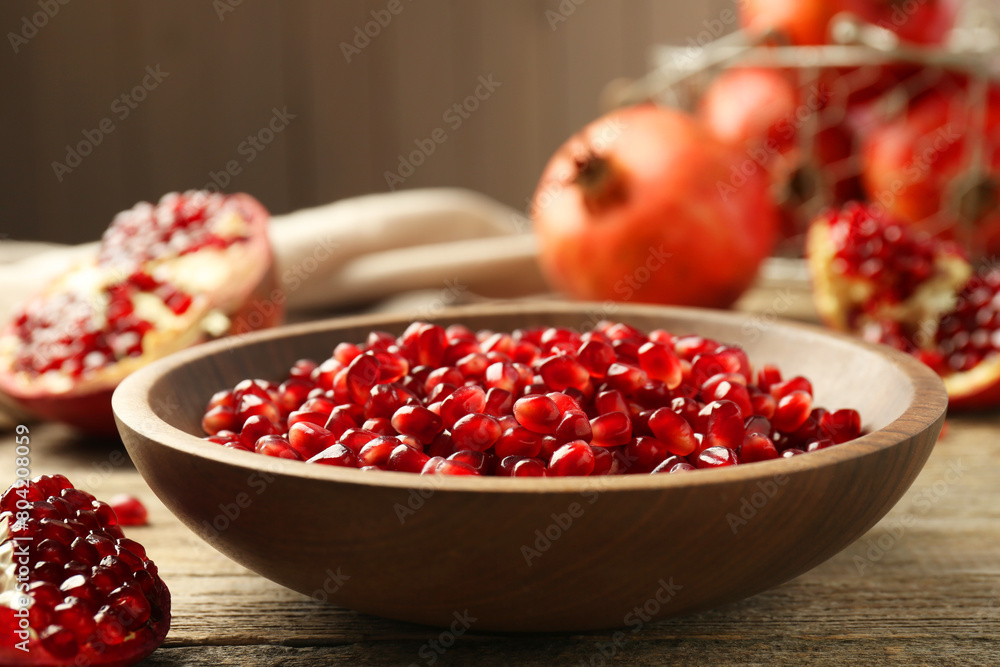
[532,105,778,309]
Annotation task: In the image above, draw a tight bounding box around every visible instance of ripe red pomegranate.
[531,104,778,309]
[201,319,864,474]
[807,203,1000,408]
[0,191,280,433]
[0,475,170,666]
[739,0,957,46]
[860,85,1000,258]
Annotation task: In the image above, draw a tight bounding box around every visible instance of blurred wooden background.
[0,0,730,244]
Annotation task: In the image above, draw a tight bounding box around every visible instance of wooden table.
[4,288,1000,666]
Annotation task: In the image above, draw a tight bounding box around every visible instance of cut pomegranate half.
[0,475,170,666]
[807,203,1000,408]
[0,191,280,433]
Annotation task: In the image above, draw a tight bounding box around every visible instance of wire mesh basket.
[607,1,1000,257]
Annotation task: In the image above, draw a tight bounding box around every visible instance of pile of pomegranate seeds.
[0,476,170,665]
[8,191,251,379]
[200,321,864,476]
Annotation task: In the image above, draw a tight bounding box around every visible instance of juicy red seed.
[202,405,237,435]
[513,395,561,434]
[451,413,503,452]
[109,583,152,627]
[288,422,336,459]
[391,405,444,444]
[309,443,358,467]
[807,438,836,452]
[288,409,329,428]
[770,376,813,400]
[106,494,148,527]
[386,444,431,473]
[440,385,487,429]
[577,339,616,378]
[484,361,520,393]
[591,446,618,475]
[554,410,593,443]
[539,355,590,392]
[548,441,596,476]
[423,457,480,475]
[547,391,581,413]
[625,436,672,470]
[494,426,543,459]
[757,365,782,392]
[512,458,547,476]
[346,354,381,404]
[593,389,628,416]
[647,407,698,456]
[240,414,279,448]
[362,417,396,436]
[358,436,402,468]
[740,433,780,463]
[255,434,302,459]
[638,341,682,389]
[696,446,739,468]
[448,450,492,475]
[700,400,744,450]
[782,448,806,457]
[605,363,648,394]
[820,408,862,443]
[772,391,813,433]
[338,428,378,453]
[650,455,685,473]
[744,415,772,438]
[751,391,777,419]
[483,387,514,417]
[457,352,490,379]
[40,626,78,660]
[424,366,465,394]
[589,411,632,447]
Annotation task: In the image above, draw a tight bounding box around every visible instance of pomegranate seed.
[696,446,738,468]
[744,415,772,437]
[457,352,490,379]
[605,362,648,394]
[107,494,148,527]
[201,405,236,435]
[494,426,543,459]
[699,400,744,450]
[770,376,813,400]
[739,433,779,463]
[346,353,381,404]
[448,450,492,474]
[240,414,278,448]
[288,409,328,428]
[772,391,813,432]
[362,417,396,436]
[424,366,464,394]
[807,438,836,452]
[548,440,596,476]
[701,374,753,416]
[647,407,698,456]
[338,428,378,454]
[538,355,590,391]
[440,385,487,428]
[309,443,357,467]
[451,413,503,452]
[782,448,806,457]
[554,410,593,443]
[577,339,616,378]
[595,390,629,415]
[513,394,561,434]
[386,444,430,472]
[638,341,683,388]
[358,436,402,468]
[756,365,782,392]
[289,422,336,459]
[820,408,862,443]
[255,434,301,459]
[483,387,514,416]
[589,411,632,447]
[391,405,444,443]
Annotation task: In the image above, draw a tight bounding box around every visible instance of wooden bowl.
[112,302,947,632]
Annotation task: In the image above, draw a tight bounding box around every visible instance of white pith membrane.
[0,205,270,398]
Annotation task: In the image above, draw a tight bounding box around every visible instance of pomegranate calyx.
[571,153,627,213]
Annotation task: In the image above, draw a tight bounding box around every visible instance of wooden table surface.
[3,285,1000,666]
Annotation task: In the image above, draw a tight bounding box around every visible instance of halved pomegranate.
[0,475,170,666]
[0,191,280,433]
[807,202,1000,408]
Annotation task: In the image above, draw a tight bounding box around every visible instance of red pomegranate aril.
[427,382,457,404]
[362,417,396,436]
[206,389,235,410]
[495,455,524,476]
[484,361,520,393]
[108,494,148,527]
[391,404,444,443]
[750,390,777,419]
[647,407,698,456]
[358,436,401,468]
[287,409,328,428]
[324,404,360,439]
[346,353,381,404]
[240,414,278,448]
[547,391,582,413]
[513,394,561,434]
[289,358,318,379]
[696,445,738,468]
[277,378,314,412]
[590,411,632,447]
[235,394,281,427]
[702,373,753,415]
[625,436,672,470]
[554,410,593,443]
[744,415,772,438]
[605,362,648,394]
[494,426,543,458]
[591,445,620,475]
[386,443,430,472]
[538,355,590,391]
[577,339,616,378]
[457,352,490,379]
[638,341,683,389]
[424,366,464,394]
[255,434,301,459]
[782,448,805,457]
[288,422,336,459]
[820,408,862,443]
[511,458,547,476]
[451,413,503,452]
[201,405,236,435]
[338,427,378,453]
[439,385,487,429]
[770,376,813,400]
[772,390,813,432]
[739,433,780,463]
[700,400,745,450]
[594,389,629,416]
[448,450,492,474]
[756,365,782,392]
[650,455,685,473]
[483,387,514,417]
[548,440,596,476]
[807,438,836,452]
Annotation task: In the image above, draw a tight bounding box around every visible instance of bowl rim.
[112,300,948,494]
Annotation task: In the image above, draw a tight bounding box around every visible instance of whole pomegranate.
[0,475,170,666]
[861,84,1000,257]
[739,0,957,46]
[807,202,1000,409]
[531,104,778,309]
[0,191,280,433]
